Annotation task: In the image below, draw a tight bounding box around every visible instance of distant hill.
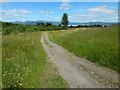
[11,20,117,26]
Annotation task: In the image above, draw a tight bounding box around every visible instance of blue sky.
[0,2,118,22]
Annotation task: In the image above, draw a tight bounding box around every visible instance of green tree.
[61,13,69,29]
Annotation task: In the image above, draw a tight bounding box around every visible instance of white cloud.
[68,16,72,19]
[40,10,54,14]
[55,17,60,19]
[51,16,61,21]
[69,5,118,22]
[60,2,72,10]
[87,5,117,15]
[1,9,32,16]
[72,13,91,17]
[70,12,118,22]
[1,9,32,21]
[0,0,7,3]
[9,9,31,14]
[1,9,54,21]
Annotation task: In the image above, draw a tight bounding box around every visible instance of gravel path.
[41,32,118,88]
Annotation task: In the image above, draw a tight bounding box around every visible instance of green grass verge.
[49,25,119,72]
[2,32,68,88]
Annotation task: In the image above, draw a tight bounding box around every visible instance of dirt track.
[41,32,118,88]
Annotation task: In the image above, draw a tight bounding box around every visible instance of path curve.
[41,32,118,88]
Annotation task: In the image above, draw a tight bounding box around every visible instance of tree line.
[1,13,108,35]
[1,21,65,35]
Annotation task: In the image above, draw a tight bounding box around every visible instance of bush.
[2,22,64,35]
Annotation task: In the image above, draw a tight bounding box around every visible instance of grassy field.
[49,25,119,72]
[2,32,68,88]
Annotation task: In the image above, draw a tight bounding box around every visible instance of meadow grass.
[2,32,68,88]
[49,25,119,72]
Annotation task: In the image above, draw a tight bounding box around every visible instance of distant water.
[68,22,117,26]
[12,21,117,26]
[45,21,117,26]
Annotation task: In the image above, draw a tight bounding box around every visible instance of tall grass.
[2,32,67,88]
[49,25,119,72]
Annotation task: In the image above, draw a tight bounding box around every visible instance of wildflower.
[6,58,9,61]
[9,73,10,75]
[5,71,7,73]
[32,41,34,44]
[3,74,5,76]
[29,70,31,72]
[19,83,22,86]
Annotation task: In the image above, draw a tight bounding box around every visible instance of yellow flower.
[20,83,22,86]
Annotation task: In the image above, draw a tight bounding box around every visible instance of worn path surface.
[41,32,118,88]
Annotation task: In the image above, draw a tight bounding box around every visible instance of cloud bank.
[69,5,118,22]
[60,2,72,10]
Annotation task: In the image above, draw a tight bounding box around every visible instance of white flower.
[32,41,34,44]
[3,74,5,76]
